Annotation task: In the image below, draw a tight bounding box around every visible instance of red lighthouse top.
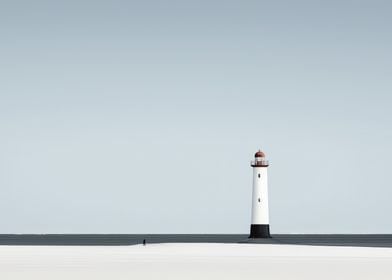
[251,149,269,167]
[254,150,265,158]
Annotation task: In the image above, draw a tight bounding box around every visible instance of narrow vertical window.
[258,173,261,178]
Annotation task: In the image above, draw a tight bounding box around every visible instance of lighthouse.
[249,149,271,238]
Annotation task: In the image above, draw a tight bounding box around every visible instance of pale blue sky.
[0,0,391,233]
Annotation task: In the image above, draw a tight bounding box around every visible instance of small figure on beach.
[143,239,146,246]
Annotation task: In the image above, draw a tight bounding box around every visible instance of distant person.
[143,239,146,246]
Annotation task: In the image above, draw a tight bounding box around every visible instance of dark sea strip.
[1,234,392,247]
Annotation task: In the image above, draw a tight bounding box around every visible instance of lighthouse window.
[258,173,261,178]
[258,198,261,203]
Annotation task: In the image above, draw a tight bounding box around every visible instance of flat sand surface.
[1,243,392,279]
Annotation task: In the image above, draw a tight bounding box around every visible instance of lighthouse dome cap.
[255,150,265,158]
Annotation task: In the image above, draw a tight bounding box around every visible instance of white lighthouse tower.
[249,149,271,238]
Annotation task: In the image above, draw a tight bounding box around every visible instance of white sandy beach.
[1,243,392,280]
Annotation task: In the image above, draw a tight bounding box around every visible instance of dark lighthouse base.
[249,224,271,238]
